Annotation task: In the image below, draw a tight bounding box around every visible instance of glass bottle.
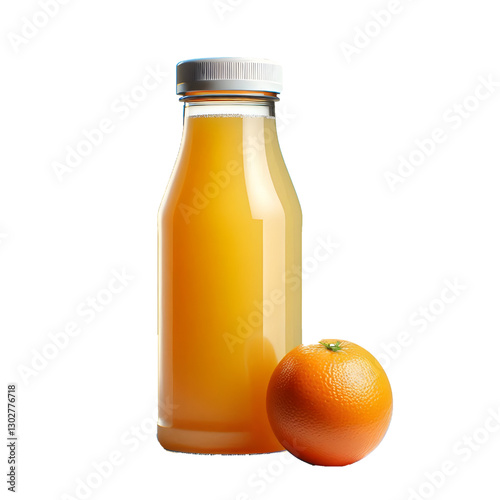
[158,58,302,454]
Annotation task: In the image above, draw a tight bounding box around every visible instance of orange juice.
[158,58,301,454]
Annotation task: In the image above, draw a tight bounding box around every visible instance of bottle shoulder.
[158,153,302,228]
[159,117,300,225]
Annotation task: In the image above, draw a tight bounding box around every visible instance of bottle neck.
[182,92,277,120]
[179,94,280,161]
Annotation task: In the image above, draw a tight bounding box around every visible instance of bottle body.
[158,98,301,454]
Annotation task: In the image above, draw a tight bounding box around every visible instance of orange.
[266,339,393,466]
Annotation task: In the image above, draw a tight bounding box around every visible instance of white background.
[1,0,500,499]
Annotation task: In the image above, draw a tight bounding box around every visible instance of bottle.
[158,57,302,454]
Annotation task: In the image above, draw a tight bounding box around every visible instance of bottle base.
[157,424,285,455]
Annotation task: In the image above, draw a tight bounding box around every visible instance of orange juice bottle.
[158,58,301,454]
